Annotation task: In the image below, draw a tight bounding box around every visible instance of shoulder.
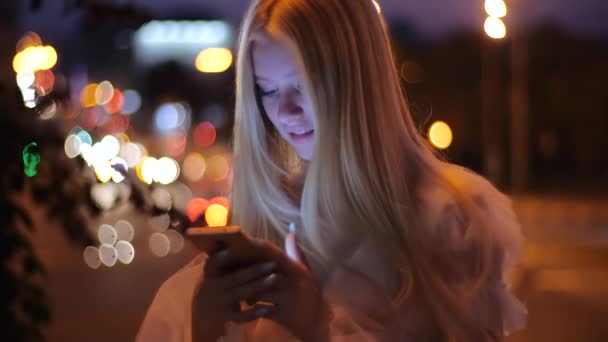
[419,163,524,262]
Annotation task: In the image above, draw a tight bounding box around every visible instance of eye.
[258,85,279,98]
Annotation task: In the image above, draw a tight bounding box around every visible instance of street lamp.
[484,0,508,39]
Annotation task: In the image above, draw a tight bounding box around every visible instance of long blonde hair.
[231,0,498,340]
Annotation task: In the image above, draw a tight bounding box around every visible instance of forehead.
[251,33,299,80]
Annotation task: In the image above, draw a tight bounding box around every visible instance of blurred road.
[30,194,608,341]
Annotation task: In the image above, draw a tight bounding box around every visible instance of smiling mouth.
[289,129,314,141]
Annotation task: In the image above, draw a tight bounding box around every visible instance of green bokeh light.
[23,142,41,177]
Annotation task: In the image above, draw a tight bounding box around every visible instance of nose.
[277,87,303,124]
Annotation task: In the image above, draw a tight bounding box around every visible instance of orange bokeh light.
[187,197,210,223]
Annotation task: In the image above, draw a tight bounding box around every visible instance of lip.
[288,129,314,143]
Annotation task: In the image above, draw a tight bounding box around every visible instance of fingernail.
[288,222,296,233]
[264,273,277,285]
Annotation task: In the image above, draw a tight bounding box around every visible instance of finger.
[204,248,230,277]
[229,303,275,323]
[229,272,281,302]
[251,239,292,269]
[223,261,277,290]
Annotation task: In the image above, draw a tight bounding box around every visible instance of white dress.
[135,165,527,341]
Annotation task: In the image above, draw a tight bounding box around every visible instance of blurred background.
[1,0,607,341]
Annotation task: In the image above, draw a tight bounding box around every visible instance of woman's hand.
[191,249,279,341]
[252,233,332,342]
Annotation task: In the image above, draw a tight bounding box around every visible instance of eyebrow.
[254,71,298,82]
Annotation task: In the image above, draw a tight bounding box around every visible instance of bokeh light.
[115,240,135,264]
[149,232,171,257]
[13,45,57,73]
[98,224,118,245]
[120,142,144,168]
[428,121,453,149]
[83,246,102,269]
[76,130,93,145]
[207,154,230,181]
[148,214,170,233]
[194,122,216,147]
[205,203,228,227]
[95,80,115,106]
[16,32,42,52]
[121,89,142,115]
[80,83,98,108]
[165,229,185,254]
[209,196,230,211]
[94,160,113,183]
[16,72,35,89]
[104,88,124,114]
[152,187,173,211]
[64,134,82,158]
[484,17,507,39]
[183,152,206,182]
[138,156,157,184]
[400,61,425,84]
[115,220,135,242]
[90,183,117,210]
[484,0,507,18]
[99,243,118,267]
[187,197,209,222]
[110,157,128,183]
[154,157,180,185]
[34,69,55,94]
[195,48,233,73]
[155,102,189,132]
[162,131,187,158]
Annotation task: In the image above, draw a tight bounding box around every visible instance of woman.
[136,0,527,340]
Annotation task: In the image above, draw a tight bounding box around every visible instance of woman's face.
[251,33,315,160]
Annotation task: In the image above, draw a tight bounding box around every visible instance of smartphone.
[185,226,268,271]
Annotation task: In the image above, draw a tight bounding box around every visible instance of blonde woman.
[136,0,527,341]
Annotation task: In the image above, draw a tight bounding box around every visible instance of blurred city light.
[187,197,209,222]
[205,203,228,227]
[94,160,113,183]
[98,224,118,246]
[115,240,135,264]
[154,157,180,185]
[484,17,507,39]
[99,243,118,267]
[95,80,114,106]
[209,196,230,211]
[207,154,230,181]
[134,20,233,67]
[194,122,216,147]
[13,45,57,73]
[183,152,206,182]
[165,229,185,254]
[80,83,99,108]
[110,157,128,183]
[151,187,172,211]
[115,220,135,242]
[428,121,453,149]
[155,102,190,132]
[104,88,124,114]
[16,32,42,52]
[148,214,170,233]
[485,0,508,18]
[119,142,144,168]
[195,48,233,73]
[149,232,171,257]
[138,156,157,184]
[64,134,82,158]
[121,89,142,115]
[83,246,102,269]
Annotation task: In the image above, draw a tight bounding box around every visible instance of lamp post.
[481,0,508,186]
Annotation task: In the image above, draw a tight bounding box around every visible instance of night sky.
[18,0,608,41]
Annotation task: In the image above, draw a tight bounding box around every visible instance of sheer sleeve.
[135,253,207,342]
[426,166,528,337]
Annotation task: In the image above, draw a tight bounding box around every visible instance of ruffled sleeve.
[423,165,527,336]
